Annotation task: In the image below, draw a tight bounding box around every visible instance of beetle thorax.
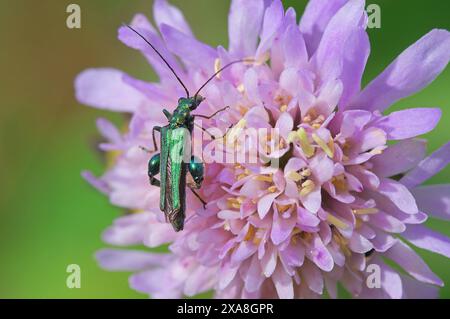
[169,104,191,128]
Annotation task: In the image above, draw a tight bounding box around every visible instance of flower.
[76,0,450,299]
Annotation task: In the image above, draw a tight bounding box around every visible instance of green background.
[0,0,448,298]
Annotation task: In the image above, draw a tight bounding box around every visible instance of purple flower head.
[76,0,450,298]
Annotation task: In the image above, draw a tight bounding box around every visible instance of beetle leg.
[188,187,206,208]
[150,177,161,187]
[218,124,234,140]
[193,106,230,120]
[163,109,172,120]
[139,146,152,153]
[152,126,161,151]
[194,122,216,139]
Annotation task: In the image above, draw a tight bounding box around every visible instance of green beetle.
[126,25,250,231]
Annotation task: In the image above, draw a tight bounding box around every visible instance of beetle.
[126,25,251,231]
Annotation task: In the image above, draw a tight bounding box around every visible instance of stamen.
[332,175,347,192]
[255,175,273,182]
[333,232,351,257]
[299,180,315,196]
[237,174,247,180]
[277,204,291,214]
[287,171,303,182]
[280,104,288,112]
[300,168,312,177]
[244,224,256,241]
[226,119,246,144]
[298,128,315,158]
[287,131,299,144]
[352,208,379,215]
[237,83,245,93]
[227,197,242,209]
[302,115,312,123]
[312,133,334,158]
[214,58,221,79]
[268,185,278,193]
[253,228,265,245]
[326,213,349,230]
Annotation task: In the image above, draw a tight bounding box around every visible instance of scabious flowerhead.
[76,0,450,298]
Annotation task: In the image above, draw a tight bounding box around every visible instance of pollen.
[268,185,278,193]
[280,104,288,112]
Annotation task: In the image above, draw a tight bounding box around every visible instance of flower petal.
[256,0,284,59]
[301,260,324,294]
[376,258,403,299]
[75,68,146,112]
[306,235,334,272]
[272,263,294,299]
[339,28,370,108]
[350,29,450,112]
[283,24,308,69]
[371,139,427,178]
[400,142,450,188]
[400,274,440,299]
[228,0,265,57]
[160,24,217,71]
[257,192,278,218]
[412,185,450,221]
[271,209,296,245]
[384,240,443,286]
[375,108,441,140]
[118,24,183,81]
[299,0,348,55]
[81,171,109,194]
[378,178,418,215]
[143,223,177,247]
[402,224,450,258]
[96,249,171,271]
[153,0,193,36]
[314,0,366,83]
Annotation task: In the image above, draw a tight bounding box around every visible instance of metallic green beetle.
[126,25,249,231]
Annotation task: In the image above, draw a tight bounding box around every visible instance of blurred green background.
[0,0,448,298]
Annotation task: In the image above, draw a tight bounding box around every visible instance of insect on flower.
[78,0,450,299]
[124,25,253,231]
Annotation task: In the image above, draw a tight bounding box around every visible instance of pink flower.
[76,0,450,298]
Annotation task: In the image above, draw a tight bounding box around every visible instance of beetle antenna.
[124,24,190,98]
[194,59,254,99]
